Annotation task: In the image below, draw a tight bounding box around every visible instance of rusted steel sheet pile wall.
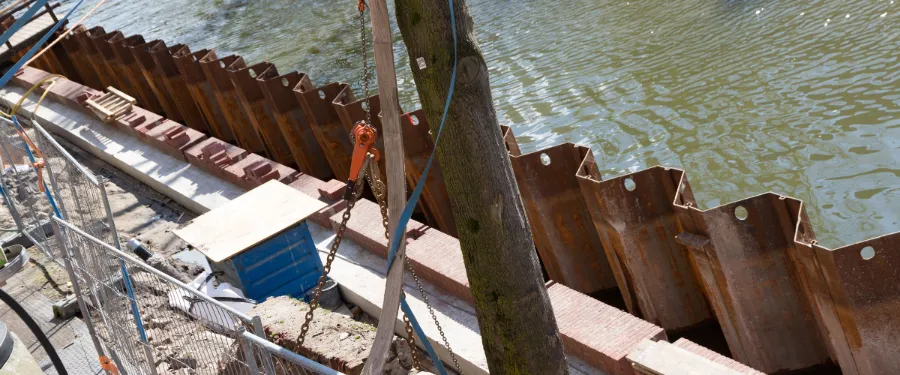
[19,25,900,375]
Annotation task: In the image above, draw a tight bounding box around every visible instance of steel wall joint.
[130,38,184,123]
[672,189,829,373]
[198,51,267,155]
[293,82,354,181]
[172,47,234,143]
[577,165,711,331]
[509,142,617,295]
[225,58,295,167]
[148,43,210,134]
[257,69,332,180]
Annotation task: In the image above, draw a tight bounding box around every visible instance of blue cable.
[0,0,85,90]
[0,0,50,48]
[383,0,459,374]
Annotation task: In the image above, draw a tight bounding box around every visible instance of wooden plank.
[362,0,411,374]
[173,180,326,263]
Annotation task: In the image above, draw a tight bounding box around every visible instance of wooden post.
[361,0,409,374]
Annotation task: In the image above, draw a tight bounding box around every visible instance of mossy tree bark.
[395,1,568,374]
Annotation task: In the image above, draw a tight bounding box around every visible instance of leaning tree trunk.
[395,1,568,374]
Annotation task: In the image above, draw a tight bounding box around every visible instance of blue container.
[210,221,323,302]
[174,181,330,303]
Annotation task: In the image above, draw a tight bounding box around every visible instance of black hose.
[0,288,67,375]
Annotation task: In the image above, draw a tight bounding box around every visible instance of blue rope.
[0,0,50,48]
[383,0,459,374]
[0,0,85,90]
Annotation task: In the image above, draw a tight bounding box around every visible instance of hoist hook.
[344,121,379,200]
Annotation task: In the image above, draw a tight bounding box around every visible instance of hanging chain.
[366,162,463,374]
[303,1,459,372]
[359,0,373,128]
[297,176,365,346]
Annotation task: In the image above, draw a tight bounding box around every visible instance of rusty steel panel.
[226,58,295,167]
[46,40,80,81]
[108,33,163,113]
[397,110,457,237]
[130,38,184,123]
[58,29,101,89]
[673,189,829,373]
[577,165,711,331]
[172,47,235,143]
[257,69,332,180]
[500,124,522,155]
[198,51,266,155]
[332,92,457,236]
[799,233,900,375]
[148,43,210,134]
[294,82,354,181]
[332,88,387,186]
[73,26,117,90]
[508,142,617,295]
[88,29,140,101]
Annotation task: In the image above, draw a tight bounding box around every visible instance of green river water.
[69,0,898,248]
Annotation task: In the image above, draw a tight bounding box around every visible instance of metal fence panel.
[0,115,58,257]
[53,217,278,374]
[2,114,348,375]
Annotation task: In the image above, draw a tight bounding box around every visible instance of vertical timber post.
[362,0,411,374]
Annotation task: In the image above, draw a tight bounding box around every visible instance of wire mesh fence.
[51,217,298,375]
[30,115,120,246]
[0,115,57,258]
[1,113,341,375]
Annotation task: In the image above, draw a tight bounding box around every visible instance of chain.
[366,162,462,374]
[359,0,372,127]
[352,2,458,372]
[405,258,462,373]
[402,304,422,370]
[297,177,365,346]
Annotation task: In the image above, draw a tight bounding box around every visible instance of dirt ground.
[0,130,441,374]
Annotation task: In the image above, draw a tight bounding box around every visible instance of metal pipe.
[240,330,345,375]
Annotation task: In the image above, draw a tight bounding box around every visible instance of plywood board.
[174,180,327,262]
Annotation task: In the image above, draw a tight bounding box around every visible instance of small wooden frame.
[85,87,135,123]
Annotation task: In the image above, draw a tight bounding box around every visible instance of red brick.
[673,339,764,375]
[317,179,347,201]
[113,107,163,137]
[287,175,345,227]
[134,119,206,161]
[11,67,101,115]
[548,283,666,375]
[224,153,297,190]
[184,137,247,180]
[406,227,473,303]
[329,198,390,256]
